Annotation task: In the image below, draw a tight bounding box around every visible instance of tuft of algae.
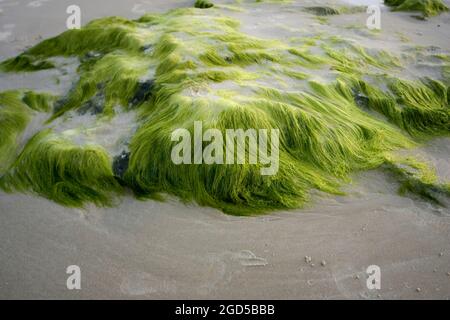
[304,5,366,16]
[383,155,450,206]
[0,6,449,215]
[304,6,340,16]
[195,0,214,9]
[384,0,449,17]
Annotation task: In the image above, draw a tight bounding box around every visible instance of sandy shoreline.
[0,0,450,299]
[1,165,450,299]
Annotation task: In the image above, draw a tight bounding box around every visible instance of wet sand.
[0,0,450,299]
[1,164,450,299]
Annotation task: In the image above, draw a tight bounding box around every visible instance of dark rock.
[353,90,370,109]
[142,44,153,54]
[53,96,70,113]
[113,151,130,179]
[78,91,105,115]
[130,79,155,106]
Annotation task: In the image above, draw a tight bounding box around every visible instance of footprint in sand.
[197,250,268,295]
[120,271,177,296]
[234,250,268,267]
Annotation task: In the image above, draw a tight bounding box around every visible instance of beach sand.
[0,0,449,299]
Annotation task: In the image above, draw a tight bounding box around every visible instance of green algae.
[0,91,55,174]
[0,6,449,214]
[304,6,340,16]
[0,129,122,207]
[0,55,55,72]
[0,91,33,175]
[195,0,214,9]
[383,155,450,205]
[304,5,366,16]
[351,77,449,135]
[384,0,449,17]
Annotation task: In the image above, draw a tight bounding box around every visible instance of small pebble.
[439,252,443,257]
[355,275,360,280]
[446,272,450,276]
[416,288,421,292]
[305,256,312,264]
[321,260,327,266]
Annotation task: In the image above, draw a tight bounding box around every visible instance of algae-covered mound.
[304,5,366,16]
[195,0,214,9]
[0,6,449,214]
[304,6,341,16]
[385,0,449,17]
